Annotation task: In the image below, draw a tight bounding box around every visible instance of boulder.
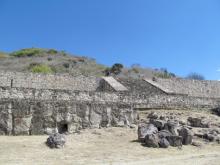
[150,119,166,130]
[212,107,220,116]
[46,133,66,149]
[145,133,160,148]
[138,124,158,142]
[158,130,172,138]
[167,135,182,147]
[204,133,216,142]
[164,120,179,136]
[178,127,193,145]
[187,117,210,128]
[159,138,170,148]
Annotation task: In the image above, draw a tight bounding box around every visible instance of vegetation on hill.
[29,64,53,74]
[153,68,176,79]
[10,48,66,57]
[0,48,178,78]
[104,63,124,76]
[186,72,205,80]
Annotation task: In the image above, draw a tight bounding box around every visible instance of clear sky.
[0,0,220,80]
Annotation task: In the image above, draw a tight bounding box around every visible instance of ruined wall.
[144,78,220,98]
[0,86,138,135]
[0,85,219,135]
[96,79,116,92]
[117,78,166,95]
[0,99,136,135]
[133,94,220,110]
[0,71,100,91]
[1,72,220,135]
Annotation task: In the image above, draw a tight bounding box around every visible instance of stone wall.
[144,77,220,98]
[0,99,136,135]
[117,78,166,95]
[134,94,220,110]
[0,85,220,135]
[1,72,220,135]
[0,71,100,91]
[0,86,138,135]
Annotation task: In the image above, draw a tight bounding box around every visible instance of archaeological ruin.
[0,71,220,135]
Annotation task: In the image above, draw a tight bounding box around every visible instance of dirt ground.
[0,109,220,165]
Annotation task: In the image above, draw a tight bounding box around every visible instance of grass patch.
[10,48,45,57]
[10,48,65,57]
[30,64,53,74]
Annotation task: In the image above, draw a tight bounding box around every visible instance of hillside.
[0,48,175,78]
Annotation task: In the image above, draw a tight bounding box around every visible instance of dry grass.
[0,127,220,165]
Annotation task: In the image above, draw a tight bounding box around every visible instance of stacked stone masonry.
[0,71,220,135]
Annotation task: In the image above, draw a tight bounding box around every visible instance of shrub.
[47,49,58,54]
[10,48,44,57]
[104,63,124,76]
[186,72,205,80]
[154,68,176,79]
[30,64,53,74]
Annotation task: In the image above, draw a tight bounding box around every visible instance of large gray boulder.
[145,133,160,148]
[150,119,166,131]
[178,127,193,145]
[164,120,179,136]
[159,138,170,148]
[167,135,182,147]
[138,124,158,142]
[158,130,173,138]
[46,133,66,149]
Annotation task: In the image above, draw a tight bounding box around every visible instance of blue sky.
[0,0,220,80]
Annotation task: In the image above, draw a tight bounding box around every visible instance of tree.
[186,72,205,80]
[104,63,124,76]
[154,68,176,79]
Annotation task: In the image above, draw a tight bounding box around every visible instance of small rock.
[129,124,137,129]
[192,141,203,147]
[204,133,216,142]
[46,133,66,149]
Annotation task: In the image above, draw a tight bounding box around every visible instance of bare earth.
[0,127,220,165]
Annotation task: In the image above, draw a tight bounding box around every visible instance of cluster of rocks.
[138,119,193,148]
[187,117,220,143]
[194,128,220,143]
[46,133,66,149]
[138,112,220,148]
